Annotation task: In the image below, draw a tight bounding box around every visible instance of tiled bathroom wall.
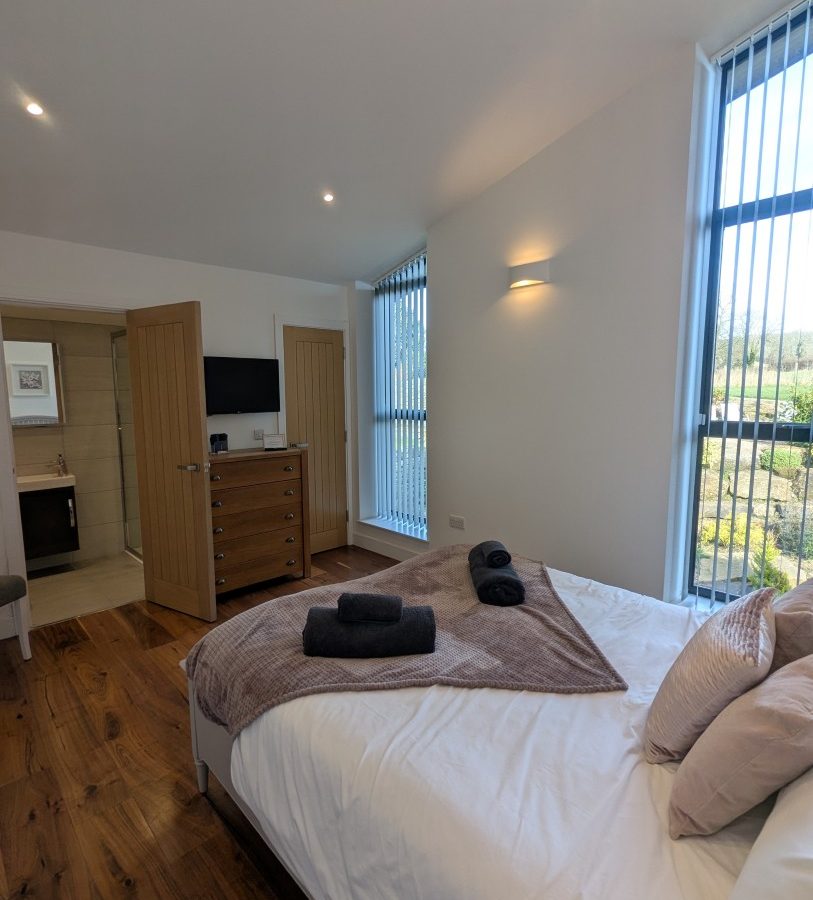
[5,316,129,565]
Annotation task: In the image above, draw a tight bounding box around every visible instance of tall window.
[373,252,428,539]
[691,3,813,601]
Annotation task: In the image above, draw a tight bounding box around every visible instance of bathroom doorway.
[0,304,145,626]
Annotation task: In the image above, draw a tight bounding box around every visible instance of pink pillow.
[771,579,813,671]
[669,654,813,838]
[644,587,776,763]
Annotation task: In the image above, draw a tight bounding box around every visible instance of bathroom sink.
[16,473,76,493]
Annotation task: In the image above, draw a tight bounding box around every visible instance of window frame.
[372,252,428,538]
[688,8,813,601]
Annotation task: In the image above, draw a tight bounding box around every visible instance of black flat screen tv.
[203,356,280,415]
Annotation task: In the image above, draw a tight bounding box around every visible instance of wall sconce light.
[508,260,551,289]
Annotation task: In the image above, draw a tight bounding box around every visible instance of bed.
[188,556,769,900]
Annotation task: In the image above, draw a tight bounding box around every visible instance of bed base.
[188,680,313,899]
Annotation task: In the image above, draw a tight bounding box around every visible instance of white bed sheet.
[230,568,767,900]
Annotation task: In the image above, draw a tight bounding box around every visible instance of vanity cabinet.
[19,485,80,559]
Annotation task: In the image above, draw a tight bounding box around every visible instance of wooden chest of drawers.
[209,449,311,594]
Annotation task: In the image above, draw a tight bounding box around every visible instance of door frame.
[274,314,353,546]
[0,314,30,648]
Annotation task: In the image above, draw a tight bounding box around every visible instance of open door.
[127,302,215,621]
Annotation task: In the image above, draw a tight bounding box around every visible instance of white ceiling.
[0,0,785,285]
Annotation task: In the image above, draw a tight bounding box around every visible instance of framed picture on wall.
[9,363,50,397]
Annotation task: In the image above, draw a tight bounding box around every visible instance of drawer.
[211,479,301,517]
[214,550,304,593]
[209,455,301,489]
[212,503,301,543]
[214,526,302,573]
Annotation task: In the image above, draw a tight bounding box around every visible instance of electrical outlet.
[252,428,264,440]
[449,515,465,530]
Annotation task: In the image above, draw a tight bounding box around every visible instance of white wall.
[425,46,704,600]
[0,230,347,449]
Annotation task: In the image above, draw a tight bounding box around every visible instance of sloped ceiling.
[0,0,783,283]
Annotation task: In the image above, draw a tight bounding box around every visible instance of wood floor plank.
[69,796,184,899]
[0,547,396,899]
[129,771,223,865]
[113,603,176,650]
[0,769,100,898]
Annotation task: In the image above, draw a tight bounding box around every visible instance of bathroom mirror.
[4,340,65,427]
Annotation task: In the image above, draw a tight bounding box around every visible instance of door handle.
[67,498,76,528]
[177,463,200,472]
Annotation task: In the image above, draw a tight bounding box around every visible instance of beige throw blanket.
[187,545,627,736]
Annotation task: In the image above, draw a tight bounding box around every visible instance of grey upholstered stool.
[0,575,31,660]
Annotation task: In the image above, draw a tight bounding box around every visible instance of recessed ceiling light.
[322,192,335,204]
[26,102,44,117]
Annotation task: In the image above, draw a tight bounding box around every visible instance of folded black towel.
[469,540,512,568]
[337,592,403,623]
[468,547,525,606]
[303,606,436,658]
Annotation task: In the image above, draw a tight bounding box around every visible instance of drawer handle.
[284,489,295,496]
[284,512,295,520]
[211,474,222,482]
[283,465,294,472]
[212,500,223,508]
[286,536,296,543]
[214,527,224,535]
[214,553,225,560]
[286,559,297,566]
[216,577,227,586]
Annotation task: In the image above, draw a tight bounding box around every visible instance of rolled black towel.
[337,592,403,623]
[469,540,512,568]
[468,548,525,606]
[303,606,436,658]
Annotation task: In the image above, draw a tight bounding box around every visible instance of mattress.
[230,568,768,900]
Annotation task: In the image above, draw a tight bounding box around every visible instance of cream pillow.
[644,587,776,764]
[669,654,813,838]
[730,765,813,899]
[772,579,813,671]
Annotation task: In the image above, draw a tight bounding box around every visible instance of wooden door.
[127,302,216,621]
[283,326,347,552]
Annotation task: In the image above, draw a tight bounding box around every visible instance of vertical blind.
[692,2,813,602]
[373,252,428,537]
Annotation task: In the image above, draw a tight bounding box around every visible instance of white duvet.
[230,568,767,900]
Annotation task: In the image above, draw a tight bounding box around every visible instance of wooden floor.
[0,546,396,899]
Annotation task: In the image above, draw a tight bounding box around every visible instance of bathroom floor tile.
[29,553,145,627]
